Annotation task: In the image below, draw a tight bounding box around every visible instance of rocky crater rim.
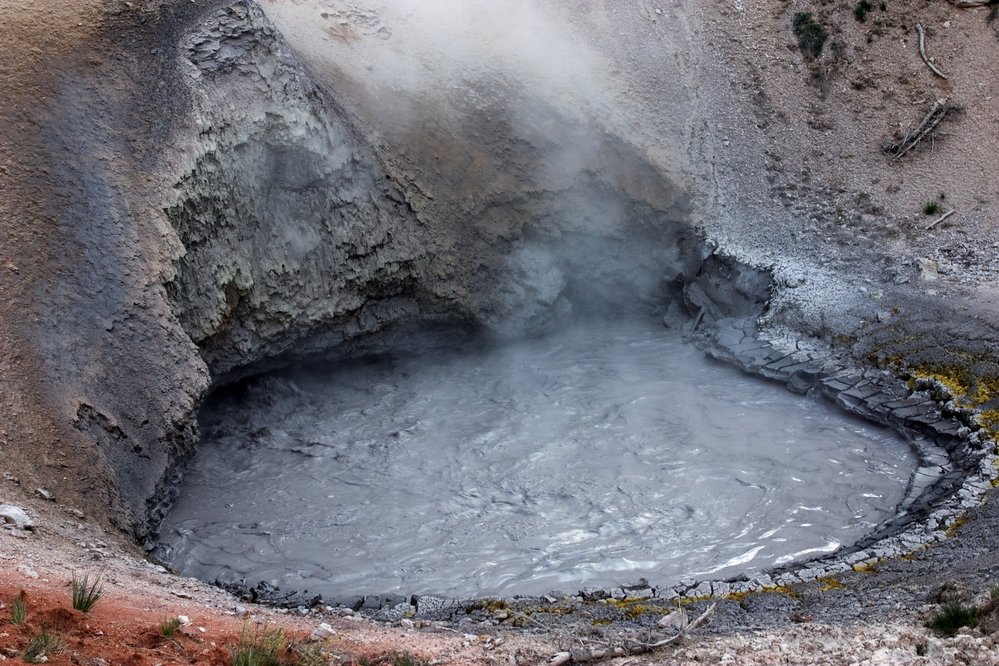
[155,241,998,613]
[130,0,999,613]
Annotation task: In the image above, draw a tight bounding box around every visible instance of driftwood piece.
[925,209,956,230]
[915,23,948,79]
[549,603,717,664]
[949,0,993,7]
[882,98,956,160]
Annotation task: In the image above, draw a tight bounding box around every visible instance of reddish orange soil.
[0,564,549,666]
[1,576,295,665]
[0,575,448,666]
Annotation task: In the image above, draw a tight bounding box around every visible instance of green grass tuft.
[922,200,942,215]
[22,626,66,663]
[289,642,327,666]
[927,602,980,636]
[231,623,287,666]
[71,572,104,612]
[160,616,183,637]
[10,596,26,625]
[854,0,872,22]
[793,12,829,60]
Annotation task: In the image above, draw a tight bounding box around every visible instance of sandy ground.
[2,0,999,664]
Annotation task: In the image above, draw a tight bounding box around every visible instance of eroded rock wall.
[163,1,714,377]
[164,3,440,380]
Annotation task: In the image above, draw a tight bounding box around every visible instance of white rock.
[0,505,34,530]
[658,608,688,630]
[310,622,336,641]
[399,618,415,629]
[917,258,939,281]
[15,564,38,579]
[177,615,191,625]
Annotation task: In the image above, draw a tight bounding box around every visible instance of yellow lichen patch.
[767,585,801,600]
[604,598,661,620]
[978,409,999,434]
[817,577,845,591]
[914,371,970,400]
[852,560,879,574]
[465,598,509,614]
[945,515,968,538]
[912,369,999,441]
[725,586,800,603]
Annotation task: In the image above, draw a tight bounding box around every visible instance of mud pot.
[156,317,919,599]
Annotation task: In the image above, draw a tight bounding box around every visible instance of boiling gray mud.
[157,320,918,598]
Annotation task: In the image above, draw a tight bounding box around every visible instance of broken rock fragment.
[0,504,34,530]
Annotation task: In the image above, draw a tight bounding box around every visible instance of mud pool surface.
[156,320,919,598]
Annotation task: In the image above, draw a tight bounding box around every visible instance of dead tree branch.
[882,98,957,160]
[549,603,717,664]
[915,23,948,79]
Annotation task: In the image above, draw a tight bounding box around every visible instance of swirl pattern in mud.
[157,320,917,598]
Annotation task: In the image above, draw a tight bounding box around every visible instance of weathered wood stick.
[884,98,952,160]
[916,23,948,79]
[925,209,956,230]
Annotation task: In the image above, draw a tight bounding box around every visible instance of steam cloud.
[260,0,694,338]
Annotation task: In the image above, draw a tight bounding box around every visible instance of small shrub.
[927,602,980,636]
[793,12,829,60]
[923,200,942,215]
[938,191,946,201]
[854,0,872,22]
[879,2,888,10]
[22,626,66,663]
[10,596,26,625]
[71,572,104,612]
[160,616,183,637]
[231,623,286,666]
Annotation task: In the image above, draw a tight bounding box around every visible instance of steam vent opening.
[148,1,944,605]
